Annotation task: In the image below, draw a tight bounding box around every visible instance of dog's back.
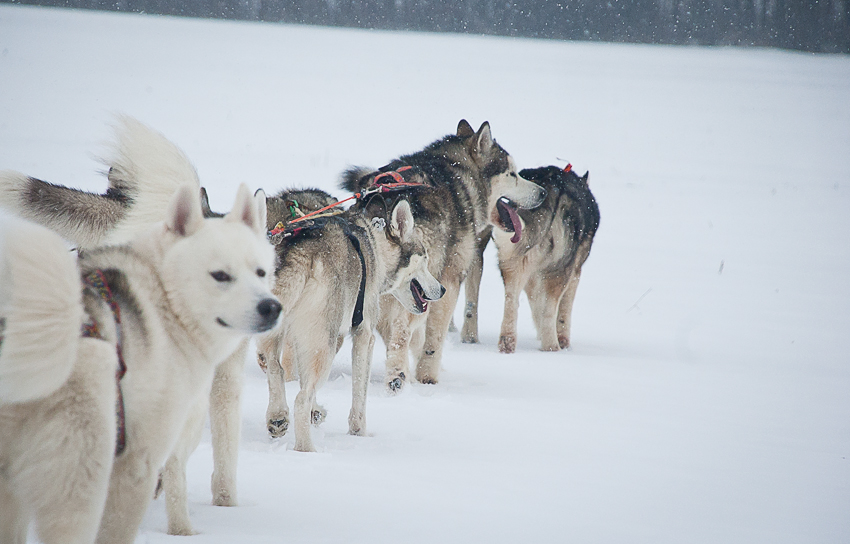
[517,166,599,272]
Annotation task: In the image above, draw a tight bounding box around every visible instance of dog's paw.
[558,335,571,350]
[294,440,317,453]
[540,342,560,352]
[349,416,366,436]
[498,335,516,354]
[268,416,289,438]
[415,371,438,385]
[167,524,198,537]
[387,371,406,394]
[460,326,479,344]
[212,488,237,507]
[311,407,327,426]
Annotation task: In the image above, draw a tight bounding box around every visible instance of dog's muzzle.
[256,298,283,331]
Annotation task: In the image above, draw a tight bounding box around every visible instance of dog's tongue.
[498,198,522,243]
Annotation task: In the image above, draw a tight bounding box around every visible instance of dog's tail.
[0,171,126,249]
[0,213,85,404]
[339,166,375,194]
[102,116,201,246]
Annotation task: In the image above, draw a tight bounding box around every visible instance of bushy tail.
[0,171,126,249]
[0,213,85,404]
[339,166,375,194]
[103,115,201,246]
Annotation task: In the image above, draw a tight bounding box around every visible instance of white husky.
[0,179,278,544]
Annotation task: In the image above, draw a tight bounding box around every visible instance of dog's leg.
[210,338,248,507]
[380,298,414,393]
[28,341,117,544]
[498,263,527,354]
[558,241,591,349]
[259,331,289,438]
[415,279,461,384]
[161,397,206,536]
[461,230,490,344]
[557,268,582,350]
[532,277,563,352]
[293,344,331,452]
[0,477,27,544]
[281,334,299,382]
[349,323,376,436]
[310,336,346,426]
[96,452,160,544]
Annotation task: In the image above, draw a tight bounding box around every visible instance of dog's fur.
[0,118,273,538]
[0,116,201,251]
[0,179,279,544]
[341,120,545,390]
[463,165,600,352]
[257,188,444,452]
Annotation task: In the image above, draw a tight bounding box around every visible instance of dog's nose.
[257,298,282,323]
[427,284,446,301]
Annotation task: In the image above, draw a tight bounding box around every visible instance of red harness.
[82,269,127,457]
[268,166,427,239]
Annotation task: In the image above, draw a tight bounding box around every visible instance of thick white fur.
[0,180,277,543]
[0,213,84,404]
[0,215,118,544]
[103,115,201,246]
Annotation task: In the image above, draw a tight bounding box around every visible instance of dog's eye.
[256,268,266,278]
[210,271,233,282]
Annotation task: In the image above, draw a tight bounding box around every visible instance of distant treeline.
[7,0,850,54]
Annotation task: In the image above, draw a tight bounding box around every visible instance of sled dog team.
[0,117,599,543]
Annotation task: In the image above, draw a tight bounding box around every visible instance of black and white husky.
[488,165,599,352]
[257,187,444,452]
[341,120,546,391]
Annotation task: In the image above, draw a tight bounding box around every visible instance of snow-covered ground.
[1,5,849,543]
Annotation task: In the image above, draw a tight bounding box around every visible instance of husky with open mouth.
[341,120,545,391]
[256,187,444,452]
[462,164,600,353]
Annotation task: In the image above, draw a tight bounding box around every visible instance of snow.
[1,4,849,543]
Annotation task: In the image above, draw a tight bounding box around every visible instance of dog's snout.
[426,284,446,302]
[257,298,282,322]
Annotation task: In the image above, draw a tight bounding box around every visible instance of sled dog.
[254,187,340,384]
[0,181,279,544]
[462,164,600,352]
[341,120,545,390]
[257,186,444,452]
[0,118,266,537]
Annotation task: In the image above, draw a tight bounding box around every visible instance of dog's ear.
[473,121,494,156]
[225,183,263,235]
[457,119,475,138]
[254,188,269,233]
[166,183,205,237]
[582,171,589,185]
[390,200,415,243]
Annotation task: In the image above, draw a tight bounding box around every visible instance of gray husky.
[0,180,278,544]
[257,187,444,452]
[462,165,600,352]
[341,120,546,391]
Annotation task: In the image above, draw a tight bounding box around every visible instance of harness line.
[82,269,127,457]
[266,165,424,328]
